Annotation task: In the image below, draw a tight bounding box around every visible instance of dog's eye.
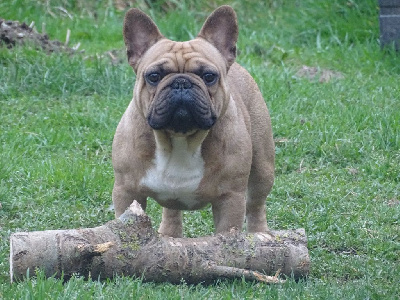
[146,73,161,85]
[202,73,217,85]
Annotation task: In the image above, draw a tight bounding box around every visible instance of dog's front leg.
[212,193,246,233]
[158,208,183,237]
[112,182,147,218]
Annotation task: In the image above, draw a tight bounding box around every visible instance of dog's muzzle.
[147,76,216,134]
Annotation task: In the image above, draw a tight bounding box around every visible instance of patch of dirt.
[387,198,399,207]
[295,65,344,83]
[0,18,76,53]
[0,18,128,65]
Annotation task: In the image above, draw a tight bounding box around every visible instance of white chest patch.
[140,136,204,209]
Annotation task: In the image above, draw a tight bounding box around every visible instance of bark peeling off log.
[10,201,310,284]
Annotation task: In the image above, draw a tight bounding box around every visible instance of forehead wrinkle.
[173,41,207,73]
[147,56,175,74]
[183,41,209,73]
[170,42,183,72]
[151,41,217,74]
[190,39,224,68]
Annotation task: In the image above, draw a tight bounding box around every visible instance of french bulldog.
[112,5,275,237]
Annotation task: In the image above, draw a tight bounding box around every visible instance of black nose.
[171,77,192,90]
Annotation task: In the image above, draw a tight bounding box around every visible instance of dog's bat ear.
[197,5,238,68]
[123,8,164,71]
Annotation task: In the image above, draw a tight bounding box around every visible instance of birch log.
[10,201,310,284]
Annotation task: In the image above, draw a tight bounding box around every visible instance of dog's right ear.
[123,8,164,71]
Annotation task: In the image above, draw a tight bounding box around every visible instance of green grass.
[1,0,399,298]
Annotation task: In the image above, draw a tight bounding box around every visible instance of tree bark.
[10,201,310,284]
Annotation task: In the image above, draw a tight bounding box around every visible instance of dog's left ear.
[123,8,164,71]
[198,5,238,68]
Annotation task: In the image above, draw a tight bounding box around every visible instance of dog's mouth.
[147,76,217,134]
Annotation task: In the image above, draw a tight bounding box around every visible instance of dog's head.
[123,6,238,135]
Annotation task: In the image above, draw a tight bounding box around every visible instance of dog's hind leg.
[246,165,273,232]
[245,120,275,233]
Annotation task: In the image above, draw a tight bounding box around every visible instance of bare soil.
[0,18,74,53]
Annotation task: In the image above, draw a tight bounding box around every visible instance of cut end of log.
[9,236,14,283]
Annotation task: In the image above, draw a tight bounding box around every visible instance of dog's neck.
[153,130,209,154]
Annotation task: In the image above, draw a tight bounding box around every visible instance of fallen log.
[10,201,310,284]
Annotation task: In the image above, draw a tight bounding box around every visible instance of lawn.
[0,0,399,299]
